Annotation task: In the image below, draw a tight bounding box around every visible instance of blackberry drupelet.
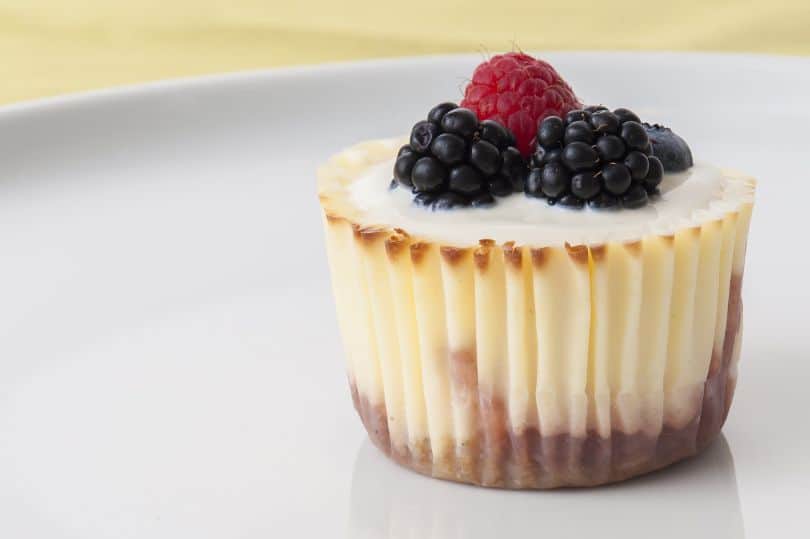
[526,106,692,209]
[394,104,528,209]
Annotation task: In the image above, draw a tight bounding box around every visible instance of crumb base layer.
[350,352,737,489]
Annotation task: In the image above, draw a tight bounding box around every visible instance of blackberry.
[469,140,501,176]
[564,121,595,145]
[410,121,440,153]
[411,157,447,193]
[488,174,514,197]
[430,133,467,166]
[427,102,458,124]
[479,120,513,150]
[395,104,527,209]
[620,121,650,151]
[538,116,565,147]
[471,192,496,207]
[643,156,665,192]
[571,171,601,200]
[440,108,478,138]
[433,191,469,210]
[525,106,692,210]
[448,164,484,196]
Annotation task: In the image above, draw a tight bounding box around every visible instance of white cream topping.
[347,158,740,245]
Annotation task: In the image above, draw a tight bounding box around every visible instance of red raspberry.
[461,52,581,156]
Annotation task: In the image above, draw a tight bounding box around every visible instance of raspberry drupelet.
[460,52,581,157]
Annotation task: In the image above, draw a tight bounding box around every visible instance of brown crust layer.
[349,275,743,489]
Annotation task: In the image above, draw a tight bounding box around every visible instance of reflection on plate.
[349,436,744,539]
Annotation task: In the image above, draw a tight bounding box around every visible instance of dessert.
[318,53,755,488]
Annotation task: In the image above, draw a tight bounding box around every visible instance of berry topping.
[411,156,446,193]
[441,108,478,138]
[431,133,467,165]
[460,52,581,156]
[644,155,665,192]
[479,119,514,150]
[427,102,458,124]
[471,192,496,207]
[394,104,528,209]
[643,123,694,172]
[527,106,690,209]
[410,121,440,153]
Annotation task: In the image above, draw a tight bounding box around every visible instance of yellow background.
[2,0,808,105]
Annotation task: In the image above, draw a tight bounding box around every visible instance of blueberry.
[622,183,649,209]
[479,120,513,150]
[410,121,440,153]
[588,192,620,210]
[394,152,418,187]
[643,156,664,191]
[471,192,495,207]
[541,162,570,198]
[558,194,585,209]
[613,108,641,124]
[595,135,626,162]
[470,140,502,176]
[488,175,513,197]
[430,133,466,166]
[565,109,590,125]
[602,162,632,195]
[440,108,478,138]
[562,141,599,172]
[538,116,565,147]
[427,102,458,124]
[413,192,437,207]
[590,111,620,134]
[643,123,693,172]
[624,151,650,181]
[448,164,484,196]
[620,121,650,151]
[433,191,470,210]
[411,156,447,193]
[525,168,544,198]
[571,171,601,200]
[564,120,595,144]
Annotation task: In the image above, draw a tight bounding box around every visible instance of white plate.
[0,53,808,538]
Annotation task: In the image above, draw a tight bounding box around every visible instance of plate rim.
[1,51,808,120]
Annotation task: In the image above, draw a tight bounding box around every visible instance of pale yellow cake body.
[318,139,755,488]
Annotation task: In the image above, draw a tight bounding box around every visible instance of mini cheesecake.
[318,138,755,489]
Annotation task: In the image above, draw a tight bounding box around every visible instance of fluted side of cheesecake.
[318,141,754,488]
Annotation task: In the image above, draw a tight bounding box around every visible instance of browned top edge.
[565,243,589,265]
[660,234,675,246]
[502,241,523,269]
[474,242,491,271]
[352,224,387,244]
[410,242,430,266]
[385,234,408,260]
[589,244,606,263]
[623,240,642,257]
[440,246,470,266]
[530,247,548,269]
